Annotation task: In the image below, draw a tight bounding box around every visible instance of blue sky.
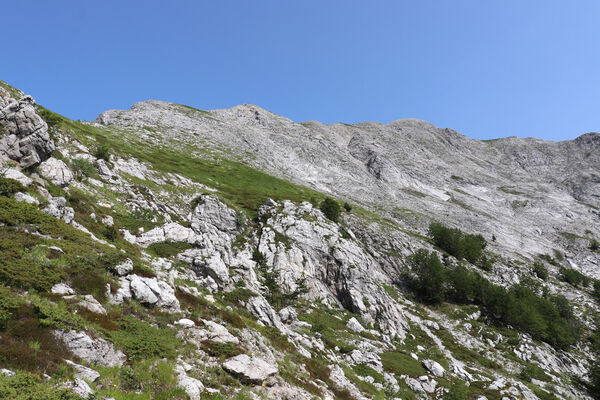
[2,1,599,141]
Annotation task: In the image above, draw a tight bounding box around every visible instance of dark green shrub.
[0,178,26,197]
[559,268,591,288]
[343,202,352,212]
[93,144,110,161]
[427,222,486,265]
[200,340,244,360]
[408,249,445,304]
[147,241,194,258]
[0,371,79,400]
[103,224,120,242]
[109,316,179,360]
[532,261,548,280]
[70,158,97,180]
[444,381,468,400]
[519,363,551,382]
[593,280,600,304]
[0,288,23,330]
[591,239,599,251]
[320,197,341,222]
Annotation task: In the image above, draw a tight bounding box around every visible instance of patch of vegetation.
[532,261,548,280]
[0,178,26,197]
[444,381,468,400]
[146,241,194,258]
[380,351,426,377]
[0,371,79,400]
[408,249,582,349]
[94,144,111,161]
[109,316,180,361]
[299,309,356,353]
[351,363,384,383]
[559,267,591,288]
[519,363,551,382]
[201,340,244,360]
[320,197,341,222]
[428,222,489,266]
[70,158,99,180]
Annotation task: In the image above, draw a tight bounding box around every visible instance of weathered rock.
[0,368,15,377]
[347,317,365,333]
[14,191,39,204]
[60,378,94,398]
[222,354,278,385]
[175,318,195,328]
[51,282,75,295]
[110,258,133,276]
[65,360,100,382]
[42,196,75,224]
[2,167,33,186]
[246,296,287,332]
[110,274,180,312]
[422,359,445,377]
[0,91,54,168]
[53,330,126,367]
[78,295,107,315]
[175,364,204,400]
[38,157,73,187]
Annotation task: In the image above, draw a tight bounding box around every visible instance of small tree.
[532,261,548,281]
[409,249,446,304]
[320,197,341,222]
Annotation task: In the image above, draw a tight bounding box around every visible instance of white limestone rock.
[38,157,73,187]
[222,354,278,385]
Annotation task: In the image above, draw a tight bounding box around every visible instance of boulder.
[110,274,180,313]
[346,317,365,333]
[51,283,75,296]
[42,196,75,224]
[175,318,195,328]
[60,378,94,398]
[222,354,278,385]
[110,258,133,276]
[78,295,107,315]
[422,359,445,377]
[65,360,100,382]
[14,191,39,204]
[175,365,204,400]
[53,330,126,367]
[38,157,73,187]
[3,168,32,186]
[0,91,54,168]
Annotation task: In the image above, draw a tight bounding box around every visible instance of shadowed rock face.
[95,101,600,277]
[0,87,54,168]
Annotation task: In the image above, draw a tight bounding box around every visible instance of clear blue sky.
[2,1,599,141]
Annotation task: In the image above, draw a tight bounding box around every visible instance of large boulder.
[42,196,75,224]
[0,89,54,168]
[54,330,126,367]
[222,354,278,385]
[109,274,180,313]
[38,157,73,187]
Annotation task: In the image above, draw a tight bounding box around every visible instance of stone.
[111,274,180,313]
[176,365,204,400]
[60,378,94,398]
[422,359,445,377]
[246,296,287,332]
[175,318,195,328]
[38,157,73,187]
[0,368,15,377]
[52,283,75,295]
[14,191,39,204]
[0,92,54,168]
[65,360,101,382]
[2,168,33,186]
[79,295,107,315]
[347,317,365,333]
[53,330,126,367]
[222,354,278,385]
[102,215,114,226]
[42,196,75,223]
[111,258,134,276]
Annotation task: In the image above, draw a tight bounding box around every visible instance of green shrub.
[444,381,468,400]
[380,351,426,377]
[0,288,23,330]
[343,202,352,212]
[593,280,600,304]
[109,316,179,360]
[94,144,110,161]
[0,178,26,197]
[591,239,600,251]
[532,261,549,280]
[0,371,79,400]
[32,296,85,331]
[428,222,487,265]
[201,340,244,360]
[320,197,341,222]
[559,267,590,288]
[519,363,551,382]
[408,249,445,304]
[147,241,194,258]
[70,158,98,180]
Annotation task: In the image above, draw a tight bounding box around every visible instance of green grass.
[146,241,194,258]
[380,351,426,377]
[108,316,180,361]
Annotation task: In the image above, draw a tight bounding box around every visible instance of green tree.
[320,197,341,222]
[409,249,445,304]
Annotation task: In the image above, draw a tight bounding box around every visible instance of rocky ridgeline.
[0,82,598,399]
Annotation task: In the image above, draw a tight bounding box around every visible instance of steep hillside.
[0,80,599,400]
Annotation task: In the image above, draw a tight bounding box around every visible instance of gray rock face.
[60,378,94,398]
[42,196,75,224]
[110,274,180,312]
[422,359,445,377]
[110,258,134,276]
[175,364,204,400]
[65,360,101,382]
[14,191,39,204]
[54,330,126,367]
[0,89,54,168]
[38,157,73,187]
[222,354,278,384]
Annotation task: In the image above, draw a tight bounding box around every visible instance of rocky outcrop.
[109,274,180,312]
[222,354,278,385]
[38,157,73,187]
[42,196,75,224]
[54,330,126,367]
[0,88,54,168]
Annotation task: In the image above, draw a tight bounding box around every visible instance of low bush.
[94,144,110,161]
[428,222,487,265]
[201,340,244,360]
[532,261,549,280]
[444,381,468,400]
[109,316,180,361]
[0,178,26,197]
[0,371,79,400]
[559,267,591,288]
[320,197,341,222]
[147,241,194,258]
[70,158,98,180]
[380,351,426,377]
